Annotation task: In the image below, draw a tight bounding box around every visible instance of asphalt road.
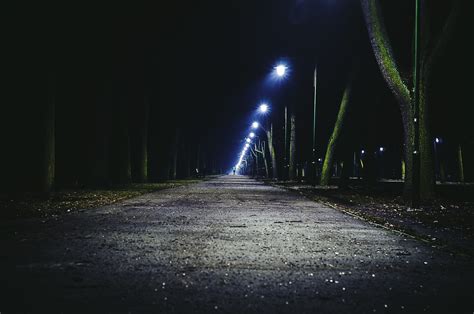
[1,176,472,313]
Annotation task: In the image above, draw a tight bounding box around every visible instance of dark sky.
[9,0,473,172]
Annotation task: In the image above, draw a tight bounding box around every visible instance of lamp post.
[273,63,289,180]
[411,0,421,208]
[312,65,318,185]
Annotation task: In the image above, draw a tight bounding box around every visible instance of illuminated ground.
[1,176,472,313]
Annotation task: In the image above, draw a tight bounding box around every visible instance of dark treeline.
[2,4,224,195]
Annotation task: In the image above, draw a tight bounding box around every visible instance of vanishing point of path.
[1,176,472,313]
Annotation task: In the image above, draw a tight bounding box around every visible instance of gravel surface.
[1,176,472,313]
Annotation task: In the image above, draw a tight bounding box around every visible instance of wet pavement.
[1,175,472,313]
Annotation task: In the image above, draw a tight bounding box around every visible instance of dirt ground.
[0,176,472,313]
[0,180,202,220]
[275,181,474,257]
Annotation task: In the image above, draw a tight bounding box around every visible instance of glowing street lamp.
[251,121,259,129]
[249,132,255,138]
[259,103,269,113]
[246,138,251,143]
[275,64,287,77]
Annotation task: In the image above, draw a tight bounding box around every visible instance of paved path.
[1,176,472,313]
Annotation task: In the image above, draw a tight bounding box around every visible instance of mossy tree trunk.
[359,0,459,201]
[320,81,352,186]
[289,113,296,180]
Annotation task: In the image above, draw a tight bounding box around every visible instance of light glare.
[275,64,287,77]
[259,104,269,113]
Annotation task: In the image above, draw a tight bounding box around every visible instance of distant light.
[249,132,255,138]
[318,158,322,162]
[379,147,385,152]
[275,64,287,77]
[251,121,259,129]
[245,143,250,148]
[246,138,251,143]
[259,103,269,113]
[361,150,365,154]
[435,137,440,143]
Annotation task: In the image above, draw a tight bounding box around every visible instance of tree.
[266,124,278,179]
[359,0,460,200]
[39,72,56,193]
[254,141,269,178]
[320,81,352,186]
[288,113,296,180]
[131,95,149,183]
[110,90,132,184]
[170,128,180,180]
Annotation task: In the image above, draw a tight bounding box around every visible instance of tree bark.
[359,0,458,201]
[320,81,352,186]
[255,141,270,178]
[266,124,278,179]
[289,113,296,180]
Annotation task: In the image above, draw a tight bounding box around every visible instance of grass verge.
[0,179,202,220]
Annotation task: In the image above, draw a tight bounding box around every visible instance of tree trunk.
[110,96,131,184]
[321,81,352,186]
[418,66,435,198]
[39,72,56,193]
[266,124,278,179]
[90,83,111,187]
[170,128,180,180]
[289,113,296,180]
[132,96,149,183]
[458,144,464,182]
[260,141,270,178]
[360,0,458,202]
[186,144,192,178]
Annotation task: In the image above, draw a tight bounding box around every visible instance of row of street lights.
[234,64,287,172]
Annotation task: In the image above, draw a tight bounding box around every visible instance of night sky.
[6,0,473,177]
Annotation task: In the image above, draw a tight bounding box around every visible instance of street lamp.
[251,121,259,129]
[275,64,287,77]
[259,103,269,113]
[249,132,255,138]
